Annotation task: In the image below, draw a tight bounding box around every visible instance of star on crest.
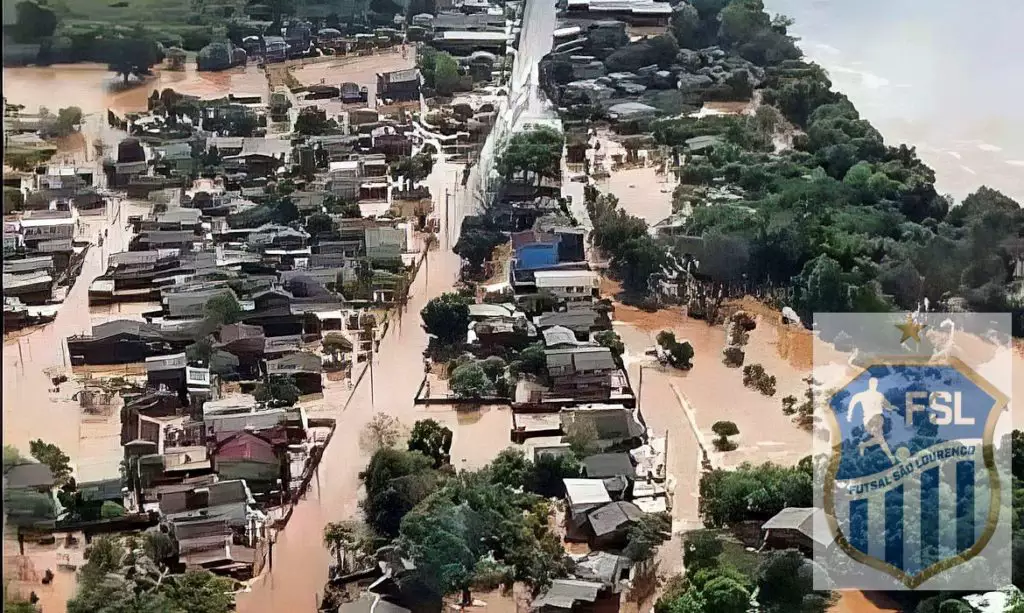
[895,317,926,344]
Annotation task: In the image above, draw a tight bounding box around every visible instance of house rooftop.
[379,68,420,84]
[762,507,834,547]
[531,579,602,610]
[582,453,636,480]
[563,478,611,507]
[4,462,54,489]
[587,500,643,537]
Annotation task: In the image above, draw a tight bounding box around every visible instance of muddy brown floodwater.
[2,196,151,613]
[235,154,480,612]
[3,62,270,165]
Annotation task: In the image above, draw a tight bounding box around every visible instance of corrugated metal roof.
[532,579,602,609]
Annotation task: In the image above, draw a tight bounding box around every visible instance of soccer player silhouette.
[846,377,898,464]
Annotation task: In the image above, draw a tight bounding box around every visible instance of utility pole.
[637,365,644,410]
[444,188,451,248]
[368,351,375,408]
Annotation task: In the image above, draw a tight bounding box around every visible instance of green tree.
[450,362,494,399]
[656,331,695,369]
[305,213,336,238]
[420,293,471,344]
[3,445,27,473]
[702,575,751,613]
[670,2,700,45]
[185,338,215,364]
[563,418,599,456]
[613,235,668,295]
[361,448,438,537]
[407,419,453,467]
[487,448,532,489]
[793,254,849,319]
[528,453,582,497]
[203,293,242,326]
[453,228,506,273]
[12,1,57,42]
[4,187,25,215]
[108,31,163,84]
[99,501,126,519]
[497,126,564,184]
[594,330,625,362]
[162,570,235,613]
[683,530,724,573]
[623,511,672,562]
[711,421,739,451]
[253,375,301,406]
[699,463,812,527]
[757,549,831,613]
[509,342,547,378]
[433,52,461,96]
[361,413,402,451]
[28,439,71,485]
[294,106,331,135]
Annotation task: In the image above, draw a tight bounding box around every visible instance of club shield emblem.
[823,356,1008,588]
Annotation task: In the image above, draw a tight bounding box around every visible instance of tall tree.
[108,31,163,84]
[407,419,453,468]
[28,439,71,485]
[497,127,564,184]
[420,293,471,344]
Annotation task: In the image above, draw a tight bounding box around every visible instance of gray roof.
[685,135,724,152]
[545,346,615,373]
[572,551,630,586]
[139,230,198,245]
[4,463,54,489]
[607,102,658,118]
[173,516,232,541]
[265,351,322,374]
[338,595,411,613]
[531,579,602,610]
[78,478,124,502]
[582,453,635,480]
[535,309,602,332]
[587,500,644,537]
[542,325,586,348]
[155,208,202,225]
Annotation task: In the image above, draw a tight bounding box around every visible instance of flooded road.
[235,153,476,612]
[2,197,151,613]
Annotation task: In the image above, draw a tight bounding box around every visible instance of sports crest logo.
[813,313,1013,591]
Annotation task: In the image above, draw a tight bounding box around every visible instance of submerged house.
[377,69,421,104]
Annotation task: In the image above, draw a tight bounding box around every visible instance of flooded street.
[235,152,478,612]
[2,197,151,613]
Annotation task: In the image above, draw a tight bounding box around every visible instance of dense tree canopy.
[420,293,471,344]
[698,462,812,527]
[497,127,565,183]
[107,30,164,83]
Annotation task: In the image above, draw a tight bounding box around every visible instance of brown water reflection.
[3,62,269,164]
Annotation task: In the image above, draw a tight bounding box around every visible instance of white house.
[533,270,600,304]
